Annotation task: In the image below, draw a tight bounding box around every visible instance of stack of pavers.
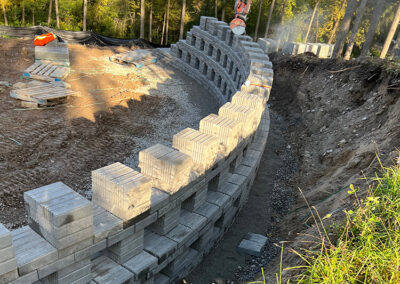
[0,224,18,283]
[23,182,93,283]
[231,91,267,122]
[257,38,279,53]
[35,41,70,67]
[282,41,334,58]
[218,102,259,139]
[199,114,242,156]
[138,144,193,194]
[172,128,220,171]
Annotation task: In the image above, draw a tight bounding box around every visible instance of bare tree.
[332,0,358,58]
[21,0,25,25]
[179,0,186,39]
[32,7,34,25]
[55,0,60,29]
[161,10,166,44]
[165,0,170,44]
[149,0,153,41]
[215,0,218,19]
[305,0,320,43]
[344,0,368,60]
[1,2,7,26]
[140,0,145,38]
[265,0,276,37]
[380,2,400,59]
[47,0,52,26]
[83,0,87,31]
[221,0,226,22]
[360,0,385,57]
[254,0,263,41]
[328,0,347,44]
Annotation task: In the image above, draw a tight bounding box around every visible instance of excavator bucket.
[230,0,252,35]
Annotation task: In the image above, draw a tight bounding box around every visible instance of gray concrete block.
[149,205,180,235]
[92,255,133,284]
[58,237,93,259]
[123,250,158,281]
[75,239,106,261]
[0,269,18,284]
[9,270,38,284]
[58,263,91,284]
[93,205,123,243]
[107,224,135,247]
[0,224,12,250]
[150,188,170,214]
[12,226,57,276]
[165,224,194,248]
[216,206,238,229]
[193,201,222,224]
[154,273,169,284]
[37,254,75,278]
[0,258,17,277]
[143,231,177,264]
[107,229,144,256]
[0,246,15,264]
[134,212,157,232]
[182,185,207,211]
[206,191,231,212]
[217,181,241,201]
[179,210,207,234]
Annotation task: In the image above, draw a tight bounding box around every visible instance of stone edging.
[0,16,273,284]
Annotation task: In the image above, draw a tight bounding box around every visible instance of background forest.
[1,0,400,58]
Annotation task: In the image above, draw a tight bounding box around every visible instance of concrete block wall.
[0,16,273,284]
[282,41,334,58]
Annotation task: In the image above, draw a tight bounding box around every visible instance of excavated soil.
[0,38,217,229]
[187,54,400,283]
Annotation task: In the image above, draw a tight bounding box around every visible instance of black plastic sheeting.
[0,25,164,48]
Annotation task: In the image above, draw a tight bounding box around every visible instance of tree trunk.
[380,2,400,59]
[215,0,218,19]
[254,0,263,41]
[55,0,60,29]
[140,0,145,38]
[22,2,25,25]
[47,0,52,26]
[221,0,225,22]
[161,11,166,44]
[328,0,347,44]
[281,0,287,25]
[179,0,186,39]
[304,1,319,43]
[130,9,136,37]
[83,0,87,31]
[32,7,34,25]
[332,0,358,58]
[344,0,368,60]
[265,0,275,38]
[360,0,385,57]
[276,0,288,47]
[315,8,319,42]
[2,4,7,26]
[149,0,153,41]
[165,0,170,44]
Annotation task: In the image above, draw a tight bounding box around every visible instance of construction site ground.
[0,38,218,229]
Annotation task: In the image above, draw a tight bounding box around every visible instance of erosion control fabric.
[0,25,160,47]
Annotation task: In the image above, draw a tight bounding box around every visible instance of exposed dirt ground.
[187,54,400,283]
[0,38,217,229]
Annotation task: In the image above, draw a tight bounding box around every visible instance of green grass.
[287,161,400,283]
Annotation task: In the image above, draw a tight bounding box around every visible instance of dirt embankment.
[262,54,400,282]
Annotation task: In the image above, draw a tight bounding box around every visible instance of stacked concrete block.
[92,204,123,244]
[24,183,93,254]
[317,43,333,58]
[0,224,18,283]
[173,128,220,170]
[35,42,70,67]
[11,226,57,278]
[149,205,181,235]
[182,184,208,211]
[106,229,144,264]
[306,43,319,55]
[92,255,133,284]
[162,248,200,281]
[143,231,177,269]
[139,144,193,194]
[154,273,170,284]
[237,233,269,257]
[218,102,258,139]
[199,114,242,156]
[257,38,278,53]
[123,250,158,283]
[232,91,267,121]
[92,162,152,221]
[42,258,91,284]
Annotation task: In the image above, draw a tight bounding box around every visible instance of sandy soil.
[187,54,400,283]
[0,38,218,229]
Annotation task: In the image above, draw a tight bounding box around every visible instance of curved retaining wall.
[0,17,273,284]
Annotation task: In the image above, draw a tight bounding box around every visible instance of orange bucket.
[34,33,56,46]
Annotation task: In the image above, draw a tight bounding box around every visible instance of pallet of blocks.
[35,41,70,67]
[22,62,70,82]
[10,82,78,108]
[109,49,158,68]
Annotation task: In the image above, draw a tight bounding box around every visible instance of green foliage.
[286,159,400,283]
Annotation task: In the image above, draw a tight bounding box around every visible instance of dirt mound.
[261,54,400,282]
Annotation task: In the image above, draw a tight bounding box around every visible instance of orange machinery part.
[34,33,56,46]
